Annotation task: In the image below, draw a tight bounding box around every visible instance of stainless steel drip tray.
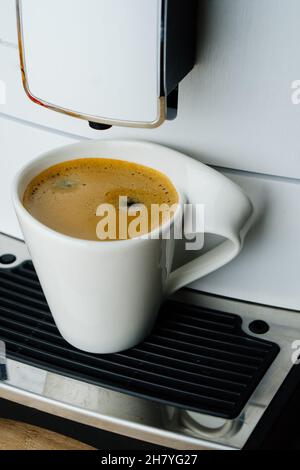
[0,232,299,450]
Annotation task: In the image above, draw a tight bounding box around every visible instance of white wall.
[1,0,300,309]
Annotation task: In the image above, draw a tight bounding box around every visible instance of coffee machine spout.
[16,0,197,129]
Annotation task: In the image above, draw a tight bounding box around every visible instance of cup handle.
[165,172,253,297]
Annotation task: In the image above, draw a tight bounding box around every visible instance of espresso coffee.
[23,158,178,241]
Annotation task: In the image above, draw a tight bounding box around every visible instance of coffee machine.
[17,0,196,129]
[0,0,299,450]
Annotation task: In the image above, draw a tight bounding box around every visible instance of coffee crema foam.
[23,158,179,241]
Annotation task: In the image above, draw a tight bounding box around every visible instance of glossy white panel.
[20,0,161,123]
[0,0,17,45]
[0,43,100,136]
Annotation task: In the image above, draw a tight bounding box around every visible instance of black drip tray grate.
[0,261,279,419]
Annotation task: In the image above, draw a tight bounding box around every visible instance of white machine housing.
[16,0,196,128]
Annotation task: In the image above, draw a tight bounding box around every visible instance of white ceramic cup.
[12,140,253,354]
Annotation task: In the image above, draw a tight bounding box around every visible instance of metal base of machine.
[0,232,298,450]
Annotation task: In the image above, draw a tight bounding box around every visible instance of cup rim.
[12,148,184,248]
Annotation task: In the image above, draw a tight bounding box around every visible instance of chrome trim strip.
[0,369,232,450]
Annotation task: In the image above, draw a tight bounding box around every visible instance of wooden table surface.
[0,419,95,450]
